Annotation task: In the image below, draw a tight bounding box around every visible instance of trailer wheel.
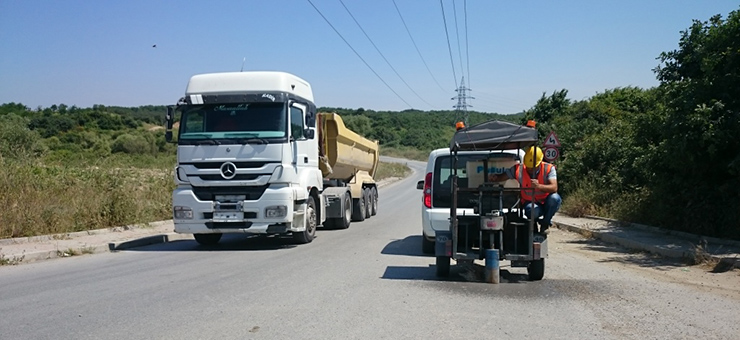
[293,197,317,244]
[364,188,372,219]
[528,259,545,281]
[352,193,366,222]
[370,187,378,216]
[194,233,222,245]
[436,256,451,277]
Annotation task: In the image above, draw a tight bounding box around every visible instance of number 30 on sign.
[544,147,559,161]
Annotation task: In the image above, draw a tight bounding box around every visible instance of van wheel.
[370,187,378,216]
[194,233,222,245]
[293,197,316,244]
[352,193,366,222]
[421,234,434,254]
[436,256,451,277]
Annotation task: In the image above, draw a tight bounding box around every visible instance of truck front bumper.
[172,186,307,235]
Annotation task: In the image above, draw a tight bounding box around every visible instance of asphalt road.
[1,158,738,339]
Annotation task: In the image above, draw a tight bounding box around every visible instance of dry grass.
[375,161,410,181]
[380,146,430,162]
[0,253,25,266]
[0,158,174,238]
[560,183,607,218]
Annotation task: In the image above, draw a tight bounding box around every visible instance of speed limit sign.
[544,147,559,161]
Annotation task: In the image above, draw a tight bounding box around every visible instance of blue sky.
[1,1,738,114]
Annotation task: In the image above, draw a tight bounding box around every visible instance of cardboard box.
[465,159,519,188]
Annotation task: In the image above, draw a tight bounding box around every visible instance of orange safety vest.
[515,162,554,204]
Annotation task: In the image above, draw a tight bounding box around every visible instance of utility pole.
[451,76,474,126]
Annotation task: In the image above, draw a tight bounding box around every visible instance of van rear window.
[432,153,519,208]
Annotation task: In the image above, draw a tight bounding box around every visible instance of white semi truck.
[165,71,379,245]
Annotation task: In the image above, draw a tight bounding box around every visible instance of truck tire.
[293,197,317,244]
[327,193,352,229]
[364,188,372,219]
[528,259,545,281]
[370,187,378,216]
[421,234,434,254]
[337,193,352,229]
[352,193,366,222]
[436,256,451,277]
[194,233,222,245]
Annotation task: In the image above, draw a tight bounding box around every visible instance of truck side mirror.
[304,129,315,139]
[416,180,424,190]
[306,108,316,127]
[165,131,173,142]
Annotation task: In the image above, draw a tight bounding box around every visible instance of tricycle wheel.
[436,256,451,277]
[528,258,545,281]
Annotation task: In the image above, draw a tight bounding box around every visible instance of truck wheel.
[364,188,372,219]
[293,197,317,244]
[338,193,352,229]
[351,193,366,222]
[370,187,378,216]
[436,256,451,277]
[194,233,222,245]
[421,234,434,254]
[528,259,545,281]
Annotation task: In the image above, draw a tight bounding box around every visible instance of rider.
[488,146,561,234]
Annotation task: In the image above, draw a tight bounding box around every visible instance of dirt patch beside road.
[552,228,740,299]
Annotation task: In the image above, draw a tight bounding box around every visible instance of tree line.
[1,8,737,239]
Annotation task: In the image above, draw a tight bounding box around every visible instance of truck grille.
[192,185,269,201]
[183,162,275,170]
[197,174,261,181]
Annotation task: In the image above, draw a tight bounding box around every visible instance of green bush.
[0,114,46,159]
[111,133,155,155]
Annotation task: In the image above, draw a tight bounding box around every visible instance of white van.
[417,148,523,254]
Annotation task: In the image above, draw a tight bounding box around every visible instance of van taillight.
[423,172,432,208]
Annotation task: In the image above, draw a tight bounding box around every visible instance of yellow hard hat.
[524,146,543,168]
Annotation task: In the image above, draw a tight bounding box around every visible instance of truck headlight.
[174,206,193,219]
[265,205,287,218]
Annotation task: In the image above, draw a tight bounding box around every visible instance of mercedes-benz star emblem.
[220,162,237,180]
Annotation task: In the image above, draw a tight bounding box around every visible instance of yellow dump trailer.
[318,112,379,225]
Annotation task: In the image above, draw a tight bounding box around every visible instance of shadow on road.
[121,234,297,252]
[382,262,530,284]
[564,238,688,270]
[380,235,431,257]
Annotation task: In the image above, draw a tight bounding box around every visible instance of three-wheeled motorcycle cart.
[435,120,547,282]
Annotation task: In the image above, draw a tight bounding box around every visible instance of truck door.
[289,102,318,172]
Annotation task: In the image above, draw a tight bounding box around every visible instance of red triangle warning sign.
[544,131,561,147]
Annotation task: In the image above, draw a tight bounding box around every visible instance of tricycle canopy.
[450,120,538,151]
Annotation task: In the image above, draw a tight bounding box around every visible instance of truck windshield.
[178,102,287,144]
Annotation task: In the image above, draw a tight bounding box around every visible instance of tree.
[651,9,740,238]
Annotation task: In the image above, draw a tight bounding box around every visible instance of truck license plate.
[213,212,243,221]
[481,216,504,230]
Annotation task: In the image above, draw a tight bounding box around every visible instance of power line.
[439,0,458,89]
[392,0,447,94]
[451,0,465,82]
[464,0,470,88]
[339,0,434,109]
[306,0,413,108]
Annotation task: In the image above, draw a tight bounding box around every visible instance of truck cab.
[166,72,323,245]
